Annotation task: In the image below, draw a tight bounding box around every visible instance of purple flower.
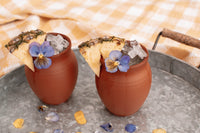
[29,41,54,69]
[105,50,130,73]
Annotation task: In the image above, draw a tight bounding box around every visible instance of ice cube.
[128,44,147,59]
[129,40,138,46]
[46,34,69,55]
[129,55,143,65]
[122,40,147,59]
[122,40,147,66]
[122,40,138,55]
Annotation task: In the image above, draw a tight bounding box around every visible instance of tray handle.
[152,28,200,50]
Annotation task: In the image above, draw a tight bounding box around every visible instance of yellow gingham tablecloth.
[0,0,200,77]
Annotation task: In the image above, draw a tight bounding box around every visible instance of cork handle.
[152,28,200,50]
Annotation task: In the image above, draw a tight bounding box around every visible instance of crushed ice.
[122,40,147,65]
[46,34,69,55]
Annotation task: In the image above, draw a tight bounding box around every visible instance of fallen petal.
[152,128,166,133]
[13,118,24,128]
[45,112,59,122]
[125,124,136,133]
[38,105,48,112]
[54,129,64,133]
[94,131,103,133]
[74,111,87,125]
[100,123,113,132]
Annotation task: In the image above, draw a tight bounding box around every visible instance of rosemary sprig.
[5,29,45,53]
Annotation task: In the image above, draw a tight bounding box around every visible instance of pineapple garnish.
[5,29,46,71]
[78,36,125,76]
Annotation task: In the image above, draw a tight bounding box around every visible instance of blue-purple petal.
[29,42,40,57]
[106,66,118,73]
[41,58,52,69]
[109,50,122,61]
[120,55,130,65]
[45,112,59,122]
[34,57,52,69]
[100,123,114,132]
[40,41,54,57]
[29,41,40,48]
[118,64,129,72]
[53,129,64,133]
[105,58,118,73]
[125,124,137,133]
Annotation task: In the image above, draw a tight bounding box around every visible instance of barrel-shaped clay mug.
[25,33,78,105]
[95,45,152,116]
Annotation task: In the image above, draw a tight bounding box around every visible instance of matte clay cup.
[95,45,152,116]
[25,33,78,105]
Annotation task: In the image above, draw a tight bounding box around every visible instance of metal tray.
[0,49,200,133]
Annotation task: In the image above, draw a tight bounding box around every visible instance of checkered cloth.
[0,0,200,77]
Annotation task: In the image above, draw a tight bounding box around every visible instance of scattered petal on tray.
[53,129,64,133]
[74,111,87,125]
[94,131,103,133]
[100,123,114,132]
[13,118,24,128]
[38,105,48,112]
[45,112,59,122]
[125,124,137,133]
[152,128,167,133]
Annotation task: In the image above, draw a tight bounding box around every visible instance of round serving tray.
[0,49,199,133]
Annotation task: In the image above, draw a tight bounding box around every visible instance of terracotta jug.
[95,45,152,116]
[25,33,78,105]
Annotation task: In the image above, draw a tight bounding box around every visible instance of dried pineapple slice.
[5,29,46,71]
[78,36,125,76]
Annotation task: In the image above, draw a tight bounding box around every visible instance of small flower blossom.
[29,41,54,69]
[105,50,130,73]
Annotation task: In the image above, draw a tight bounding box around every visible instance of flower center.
[38,53,44,59]
[113,61,119,67]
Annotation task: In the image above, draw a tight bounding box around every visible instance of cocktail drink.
[79,36,152,116]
